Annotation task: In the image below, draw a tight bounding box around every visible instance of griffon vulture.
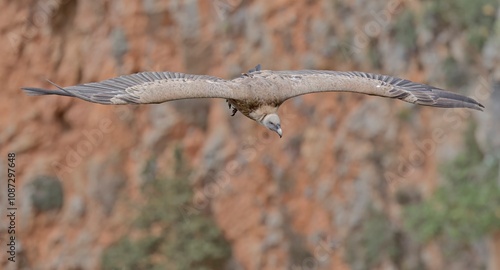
[22,65,484,138]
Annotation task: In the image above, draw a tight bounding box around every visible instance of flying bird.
[22,65,484,138]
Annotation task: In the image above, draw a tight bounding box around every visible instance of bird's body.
[22,65,484,137]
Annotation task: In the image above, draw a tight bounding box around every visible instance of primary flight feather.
[22,64,484,138]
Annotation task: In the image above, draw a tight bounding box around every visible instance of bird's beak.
[276,127,283,138]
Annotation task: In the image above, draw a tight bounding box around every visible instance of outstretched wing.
[266,70,484,111]
[22,71,245,105]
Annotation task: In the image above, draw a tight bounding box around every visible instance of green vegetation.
[442,56,468,89]
[346,123,500,268]
[345,208,400,270]
[396,106,414,122]
[391,1,498,53]
[394,9,418,52]
[422,0,498,51]
[367,42,382,69]
[30,175,64,213]
[404,123,500,249]
[102,149,231,270]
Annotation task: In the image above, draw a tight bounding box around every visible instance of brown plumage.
[22,64,484,138]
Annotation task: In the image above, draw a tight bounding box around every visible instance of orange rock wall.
[1,0,498,269]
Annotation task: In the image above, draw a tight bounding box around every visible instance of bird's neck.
[249,105,279,123]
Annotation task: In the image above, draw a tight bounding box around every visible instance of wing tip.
[20,87,43,96]
[20,87,71,97]
[475,101,485,111]
[434,98,484,111]
[426,88,485,112]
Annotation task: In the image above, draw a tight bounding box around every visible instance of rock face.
[1,0,499,269]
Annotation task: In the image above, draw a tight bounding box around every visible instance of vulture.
[22,65,484,138]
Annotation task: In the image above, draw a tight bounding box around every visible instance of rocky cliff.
[1,0,499,269]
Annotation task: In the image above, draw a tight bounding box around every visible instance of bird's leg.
[226,100,238,116]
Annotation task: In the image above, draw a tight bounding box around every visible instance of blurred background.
[1,0,500,269]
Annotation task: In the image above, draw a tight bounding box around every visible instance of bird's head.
[262,113,282,138]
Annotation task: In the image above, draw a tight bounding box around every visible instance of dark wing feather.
[267,70,484,111]
[21,71,244,105]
